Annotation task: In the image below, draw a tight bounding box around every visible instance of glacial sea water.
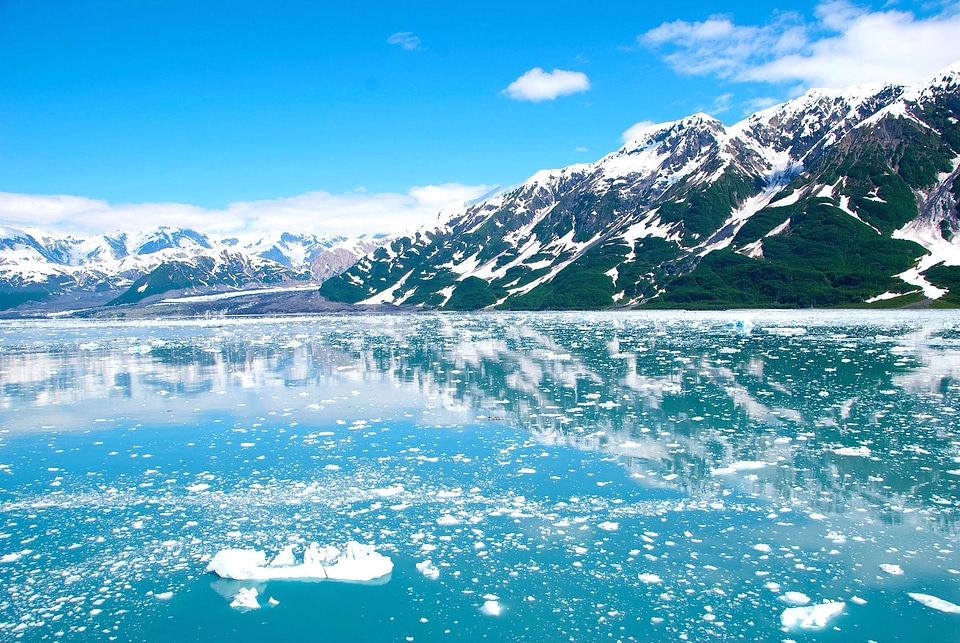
[0,311,959,642]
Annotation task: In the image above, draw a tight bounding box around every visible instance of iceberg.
[481,600,501,616]
[781,601,845,630]
[229,587,260,610]
[206,541,393,583]
[908,593,960,614]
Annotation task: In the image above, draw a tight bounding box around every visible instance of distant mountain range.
[0,226,385,312]
[321,62,960,310]
[4,62,960,315]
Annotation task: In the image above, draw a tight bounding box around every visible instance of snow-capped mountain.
[321,62,960,309]
[0,225,388,311]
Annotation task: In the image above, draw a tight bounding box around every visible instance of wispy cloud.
[502,68,591,102]
[387,31,421,51]
[0,184,495,238]
[641,1,960,88]
[621,120,656,143]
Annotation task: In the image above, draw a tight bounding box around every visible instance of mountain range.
[0,226,384,312]
[3,62,960,315]
[321,62,960,310]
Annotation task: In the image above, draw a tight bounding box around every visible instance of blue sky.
[2,0,960,237]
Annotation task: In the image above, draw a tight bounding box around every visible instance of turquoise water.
[0,312,958,641]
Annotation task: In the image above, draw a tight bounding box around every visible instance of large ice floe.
[206,541,393,583]
[780,601,845,630]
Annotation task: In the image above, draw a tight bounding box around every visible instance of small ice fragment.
[753,544,772,553]
[416,560,440,580]
[638,574,662,584]
[186,483,210,493]
[240,443,255,448]
[268,597,280,606]
[518,468,536,475]
[879,563,904,575]
[0,553,21,563]
[598,521,619,531]
[711,461,767,475]
[436,515,460,526]
[780,601,845,630]
[850,596,867,605]
[229,587,260,610]
[780,592,811,606]
[908,593,960,614]
[373,485,404,497]
[480,600,501,616]
[832,446,871,457]
[154,591,174,601]
[808,513,826,520]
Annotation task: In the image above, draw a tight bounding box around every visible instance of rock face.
[0,226,387,311]
[322,63,960,309]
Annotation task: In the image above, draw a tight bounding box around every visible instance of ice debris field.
[0,311,958,641]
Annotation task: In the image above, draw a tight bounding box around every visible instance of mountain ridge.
[0,225,387,312]
[320,62,960,310]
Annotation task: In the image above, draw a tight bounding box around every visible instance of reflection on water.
[1,311,959,641]
[4,312,958,531]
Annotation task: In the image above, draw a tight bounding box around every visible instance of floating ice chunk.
[373,485,404,497]
[0,553,21,563]
[753,544,772,553]
[711,461,767,475]
[850,596,867,605]
[229,587,260,610]
[207,549,270,579]
[780,601,845,630]
[206,541,393,583]
[808,512,826,520]
[598,521,619,531]
[780,592,811,606]
[416,559,440,580]
[268,597,280,606]
[186,483,210,493]
[480,600,501,616]
[908,593,960,614]
[154,591,174,601]
[832,446,871,457]
[436,515,460,526]
[518,468,536,475]
[638,574,662,584]
[879,563,904,575]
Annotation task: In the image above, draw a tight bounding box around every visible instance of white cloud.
[502,68,591,102]
[387,32,421,51]
[711,92,734,114]
[621,120,656,143]
[0,183,494,239]
[641,1,960,89]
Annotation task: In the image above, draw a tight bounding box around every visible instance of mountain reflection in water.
[3,311,958,537]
